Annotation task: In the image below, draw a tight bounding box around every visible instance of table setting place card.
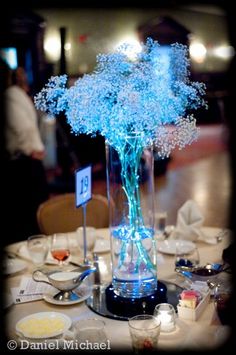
[11,276,57,304]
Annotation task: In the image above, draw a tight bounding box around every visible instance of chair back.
[37,193,110,235]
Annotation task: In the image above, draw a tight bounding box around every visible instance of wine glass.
[50,233,70,266]
[214,277,232,325]
[174,240,200,287]
[175,240,200,274]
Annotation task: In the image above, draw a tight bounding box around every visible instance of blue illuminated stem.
[116,136,155,272]
[119,137,143,230]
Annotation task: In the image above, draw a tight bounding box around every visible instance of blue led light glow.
[35,38,206,158]
[35,38,206,298]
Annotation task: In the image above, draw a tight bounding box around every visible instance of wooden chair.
[37,193,110,235]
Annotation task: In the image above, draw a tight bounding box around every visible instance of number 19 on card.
[75,165,92,207]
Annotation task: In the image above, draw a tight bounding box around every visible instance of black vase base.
[86,280,183,321]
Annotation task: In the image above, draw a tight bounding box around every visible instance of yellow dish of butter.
[16,312,72,339]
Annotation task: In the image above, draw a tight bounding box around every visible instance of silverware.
[68,260,84,267]
[215,229,228,242]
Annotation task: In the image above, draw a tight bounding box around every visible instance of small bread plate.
[16,311,72,339]
[43,283,92,306]
[157,240,196,255]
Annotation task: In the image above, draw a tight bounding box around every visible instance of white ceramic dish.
[3,258,27,275]
[43,284,92,306]
[157,240,196,255]
[16,311,71,339]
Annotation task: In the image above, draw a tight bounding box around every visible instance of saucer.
[157,240,196,255]
[43,284,92,306]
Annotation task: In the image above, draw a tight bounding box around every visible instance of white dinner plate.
[3,258,27,275]
[93,238,110,253]
[16,311,72,339]
[157,240,196,255]
[43,283,92,306]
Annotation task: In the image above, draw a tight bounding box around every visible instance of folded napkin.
[171,200,217,244]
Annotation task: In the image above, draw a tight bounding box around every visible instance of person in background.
[3,66,49,244]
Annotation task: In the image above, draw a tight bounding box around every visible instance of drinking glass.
[27,234,49,267]
[175,240,200,272]
[76,226,96,252]
[74,319,108,344]
[128,315,161,353]
[50,233,70,266]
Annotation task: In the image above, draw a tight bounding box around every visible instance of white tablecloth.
[3,227,232,352]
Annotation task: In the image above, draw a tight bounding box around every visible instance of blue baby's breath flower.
[34,38,206,157]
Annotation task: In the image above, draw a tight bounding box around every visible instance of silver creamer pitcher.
[33,265,96,301]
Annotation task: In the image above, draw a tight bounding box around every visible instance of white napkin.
[172,200,205,242]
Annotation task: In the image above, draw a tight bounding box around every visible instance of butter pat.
[179,298,197,309]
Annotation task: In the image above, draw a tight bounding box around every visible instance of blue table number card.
[75,165,92,207]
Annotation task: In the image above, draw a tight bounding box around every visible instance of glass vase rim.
[128,314,161,330]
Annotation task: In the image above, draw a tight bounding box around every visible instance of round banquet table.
[3,227,233,352]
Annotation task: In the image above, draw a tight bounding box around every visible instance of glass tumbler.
[74,318,108,344]
[27,234,49,267]
[128,314,161,353]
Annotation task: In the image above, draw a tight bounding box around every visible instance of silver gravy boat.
[33,265,96,301]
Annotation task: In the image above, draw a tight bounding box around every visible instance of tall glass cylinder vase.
[106,135,157,299]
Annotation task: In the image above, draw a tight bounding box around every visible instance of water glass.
[128,315,161,353]
[74,318,108,344]
[27,234,49,266]
[175,240,200,272]
[153,303,176,332]
[76,226,96,252]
